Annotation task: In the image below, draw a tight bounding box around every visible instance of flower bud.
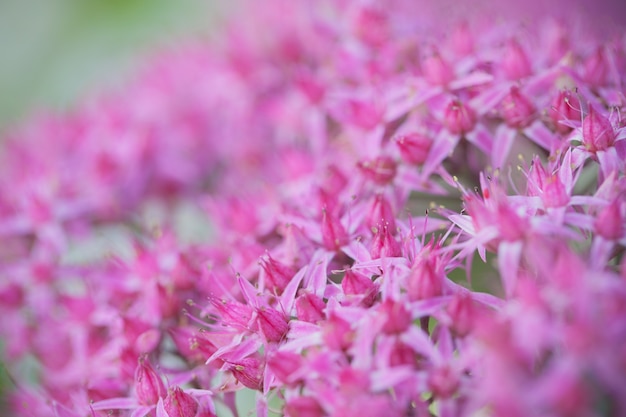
[422,50,454,86]
[396,132,432,165]
[549,90,582,134]
[164,386,199,417]
[322,313,354,351]
[256,307,289,343]
[321,208,349,250]
[501,39,532,80]
[583,47,609,87]
[542,175,569,208]
[370,224,402,259]
[389,339,420,367]
[353,7,389,48]
[366,194,396,232]
[135,357,166,406]
[428,365,459,399]
[357,156,397,185]
[259,253,296,295]
[595,200,624,240]
[407,256,443,301]
[227,356,264,391]
[284,396,325,417]
[582,106,615,152]
[500,86,535,129]
[342,269,378,307]
[449,21,473,56]
[267,351,303,385]
[444,100,476,135]
[380,299,412,334]
[295,291,326,323]
[446,292,474,337]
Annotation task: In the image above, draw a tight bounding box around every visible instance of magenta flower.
[1,1,625,416]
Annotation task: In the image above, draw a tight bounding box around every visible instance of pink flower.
[135,356,166,405]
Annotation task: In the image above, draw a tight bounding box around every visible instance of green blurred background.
[0,0,226,132]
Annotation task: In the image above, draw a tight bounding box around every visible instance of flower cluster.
[1,1,625,416]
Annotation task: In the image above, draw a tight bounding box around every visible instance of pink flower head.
[500,86,535,129]
[395,132,432,165]
[444,99,476,135]
[163,386,199,417]
[366,193,396,232]
[379,298,412,334]
[549,90,582,134]
[226,355,265,391]
[594,199,624,240]
[370,223,402,259]
[284,396,324,417]
[422,49,454,86]
[295,291,326,323]
[259,253,296,295]
[583,47,609,87]
[407,249,444,301]
[501,38,532,79]
[446,292,475,337]
[267,351,303,385]
[321,207,349,251]
[342,268,378,307]
[357,156,397,185]
[135,356,167,405]
[255,306,289,343]
[352,6,390,48]
[582,105,616,152]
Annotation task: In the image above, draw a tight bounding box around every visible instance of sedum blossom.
[0,1,625,417]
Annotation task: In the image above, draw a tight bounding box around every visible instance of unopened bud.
[135,357,166,405]
[444,100,476,135]
[396,132,432,165]
[500,86,535,129]
[164,386,199,417]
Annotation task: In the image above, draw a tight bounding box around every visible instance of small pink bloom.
[357,156,397,185]
[582,105,615,152]
[407,255,444,301]
[256,306,289,343]
[446,292,474,337]
[428,365,459,399]
[321,208,349,250]
[267,351,303,385]
[295,291,326,323]
[366,193,396,232]
[322,313,354,351]
[389,339,421,368]
[370,223,402,259]
[342,269,378,307]
[583,47,609,87]
[163,387,199,417]
[549,90,582,134]
[227,356,264,391]
[501,39,532,79]
[396,132,432,165]
[135,356,166,405]
[500,86,535,129]
[284,396,325,417]
[259,253,296,295]
[444,99,476,135]
[449,21,474,56]
[595,200,624,240]
[422,50,454,86]
[542,175,569,208]
[353,7,389,48]
[379,299,412,334]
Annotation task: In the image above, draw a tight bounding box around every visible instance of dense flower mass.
[1,1,625,416]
